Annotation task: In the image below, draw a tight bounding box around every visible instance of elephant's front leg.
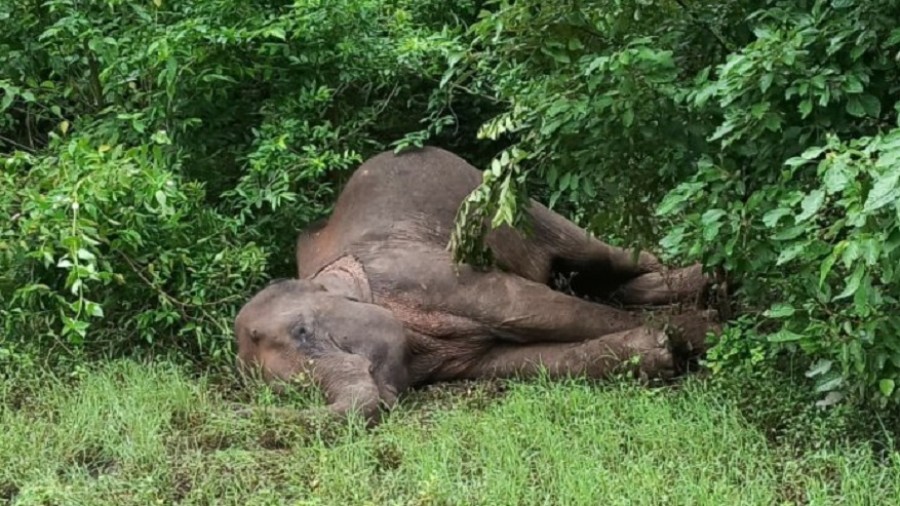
[466,326,676,381]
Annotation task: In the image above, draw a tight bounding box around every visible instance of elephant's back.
[297,146,483,277]
[342,146,482,222]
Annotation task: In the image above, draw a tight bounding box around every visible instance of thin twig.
[0,134,36,153]
[117,251,236,336]
[117,251,241,308]
[119,251,193,312]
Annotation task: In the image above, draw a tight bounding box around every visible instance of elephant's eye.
[345,296,359,303]
[292,323,310,338]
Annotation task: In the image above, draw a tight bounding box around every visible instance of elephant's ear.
[310,255,373,303]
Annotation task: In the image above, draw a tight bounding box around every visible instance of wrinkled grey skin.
[234,147,720,425]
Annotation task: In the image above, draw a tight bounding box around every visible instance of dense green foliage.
[443,0,900,407]
[2,0,900,411]
[0,0,486,360]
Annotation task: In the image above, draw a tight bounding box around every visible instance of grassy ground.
[2,360,899,506]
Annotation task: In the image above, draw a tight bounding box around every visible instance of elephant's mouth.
[311,255,373,303]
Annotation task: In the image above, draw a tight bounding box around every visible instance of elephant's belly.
[404,331,492,384]
[374,296,492,384]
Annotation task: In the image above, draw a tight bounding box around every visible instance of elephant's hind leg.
[468,326,676,382]
[612,263,712,307]
[484,201,713,306]
[485,201,661,289]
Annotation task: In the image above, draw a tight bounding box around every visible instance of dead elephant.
[234,147,721,424]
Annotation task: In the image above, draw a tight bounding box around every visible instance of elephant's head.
[233,276,404,390]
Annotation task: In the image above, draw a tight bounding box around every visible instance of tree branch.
[672,0,734,53]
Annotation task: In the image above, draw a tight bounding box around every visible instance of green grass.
[2,360,899,505]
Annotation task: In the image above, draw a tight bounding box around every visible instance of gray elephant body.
[235,147,718,423]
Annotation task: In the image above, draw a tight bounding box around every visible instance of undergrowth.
[1,360,898,505]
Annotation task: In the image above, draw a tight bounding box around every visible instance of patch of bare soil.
[0,481,19,505]
[67,444,119,478]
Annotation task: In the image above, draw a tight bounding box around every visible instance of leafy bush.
[0,0,478,359]
[656,1,900,406]
[2,134,267,358]
[444,0,900,406]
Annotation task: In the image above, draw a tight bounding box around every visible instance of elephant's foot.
[652,308,721,360]
[470,326,676,382]
[613,263,712,308]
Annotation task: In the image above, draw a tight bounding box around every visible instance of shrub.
[444,0,900,406]
[0,0,477,359]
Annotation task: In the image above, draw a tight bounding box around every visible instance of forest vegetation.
[2,0,900,503]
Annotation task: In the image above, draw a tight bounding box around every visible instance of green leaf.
[880,379,896,397]
[834,264,865,300]
[841,241,860,269]
[700,209,726,241]
[843,76,864,93]
[622,108,634,127]
[805,359,833,378]
[1,92,14,111]
[799,99,813,118]
[776,243,806,265]
[801,146,826,160]
[852,272,872,316]
[656,182,702,216]
[859,237,881,266]
[701,209,726,225]
[762,113,781,132]
[860,94,881,117]
[760,73,774,93]
[750,102,768,119]
[863,167,900,213]
[816,375,843,393]
[490,158,502,177]
[709,120,736,142]
[796,190,825,222]
[86,302,104,318]
[659,226,685,255]
[819,247,841,288]
[764,303,796,318]
[846,96,866,117]
[70,278,83,296]
[774,225,806,241]
[823,159,851,194]
[693,82,719,107]
[166,56,178,87]
[155,190,168,209]
[762,208,791,228]
[767,329,804,343]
